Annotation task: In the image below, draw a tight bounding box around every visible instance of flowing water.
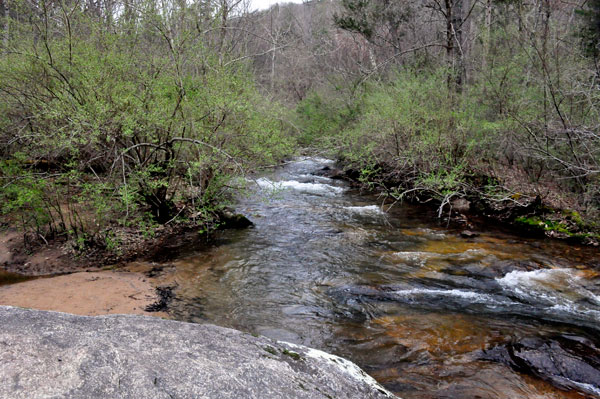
[130,157,600,399]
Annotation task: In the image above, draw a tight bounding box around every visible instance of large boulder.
[0,306,395,399]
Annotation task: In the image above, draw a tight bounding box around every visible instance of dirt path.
[0,271,167,318]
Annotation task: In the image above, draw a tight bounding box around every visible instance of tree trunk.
[445,0,453,70]
[461,0,471,85]
[2,0,8,52]
[483,0,492,69]
[452,0,464,91]
[218,0,229,64]
[270,7,276,92]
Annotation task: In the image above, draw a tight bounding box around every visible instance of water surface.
[132,157,600,398]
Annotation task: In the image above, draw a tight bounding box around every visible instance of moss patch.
[282,349,302,361]
[263,346,278,356]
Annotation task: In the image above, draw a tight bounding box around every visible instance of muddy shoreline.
[0,224,207,317]
[0,213,248,317]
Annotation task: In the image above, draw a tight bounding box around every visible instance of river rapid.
[131,157,600,399]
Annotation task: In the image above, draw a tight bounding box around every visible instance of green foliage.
[0,5,295,251]
[315,68,492,197]
[295,91,356,145]
[298,14,600,227]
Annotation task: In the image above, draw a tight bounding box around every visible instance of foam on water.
[496,268,600,321]
[293,156,336,166]
[343,205,385,215]
[392,288,509,306]
[385,269,600,325]
[304,156,335,164]
[255,178,345,195]
[497,268,600,305]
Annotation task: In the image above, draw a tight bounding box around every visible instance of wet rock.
[452,198,471,213]
[313,165,345,180]
[328,285,396,304]
[144,265,164,278]
[487,259,540,276]
[326,285,396,322]
[459,230,479,238]
[219,208,254,229]
[442,259,537,281]
[480,335,600,396]
[0,306,395,399]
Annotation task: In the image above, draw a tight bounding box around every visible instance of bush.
[0,8,294,249]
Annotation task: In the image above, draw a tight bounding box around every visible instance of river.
[130,157,600,399]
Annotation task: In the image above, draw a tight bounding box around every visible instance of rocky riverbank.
[315,164,600,246]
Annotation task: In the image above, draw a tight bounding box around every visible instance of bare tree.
[2,0,9,52]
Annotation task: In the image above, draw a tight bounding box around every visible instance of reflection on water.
[131,157,600,399]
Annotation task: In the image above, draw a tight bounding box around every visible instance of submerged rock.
[219,208,254,229]
[144,285,175,312]
[0,306,395,399]
[480,335,600,396]
[312,165,349,180]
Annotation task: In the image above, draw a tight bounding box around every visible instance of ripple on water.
[389,251,442,267]
[400,228,447,241]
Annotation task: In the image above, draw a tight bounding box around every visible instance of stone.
[451,198,470,213]
[312,166,345,180]
[460,230,479,238]
[0,306,396,399]
[480,335,600,396]
[219,208,253,229]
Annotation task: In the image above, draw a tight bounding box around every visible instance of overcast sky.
[250,0,304,11]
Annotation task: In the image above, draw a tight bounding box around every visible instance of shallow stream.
[131,157,600,399]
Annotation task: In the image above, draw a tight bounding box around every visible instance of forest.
[1,0,600,253]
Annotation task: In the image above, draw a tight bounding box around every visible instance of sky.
[250,0,305,11]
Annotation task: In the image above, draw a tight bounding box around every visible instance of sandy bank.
[0,271,167,317]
